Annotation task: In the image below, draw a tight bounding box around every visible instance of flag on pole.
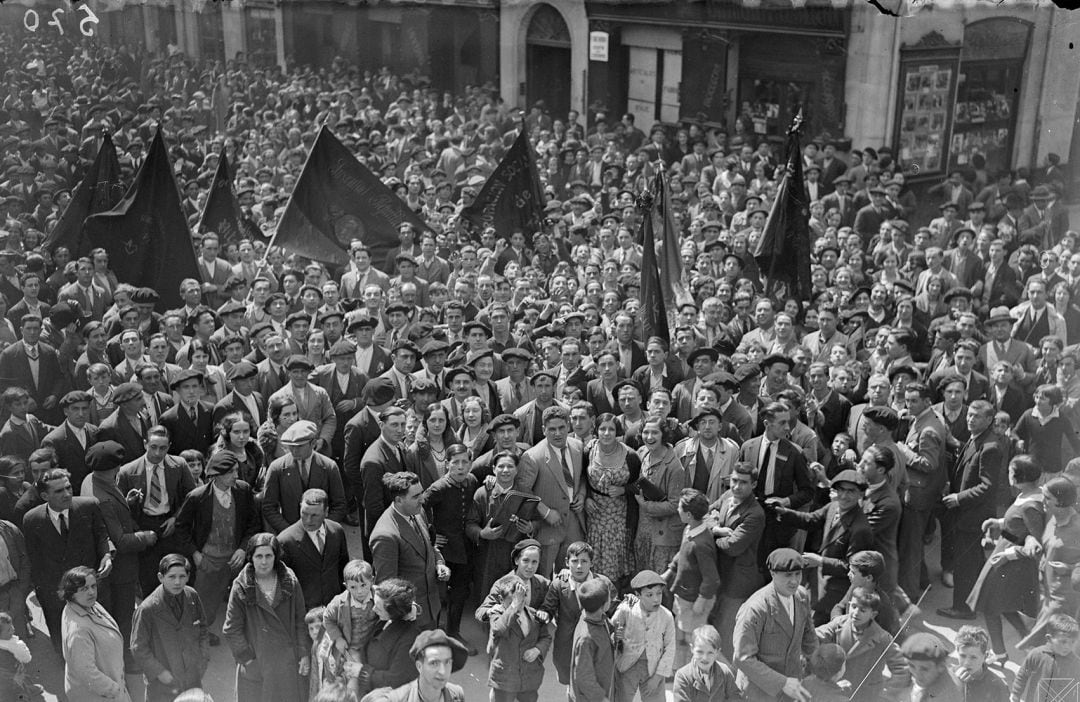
[752,112,813,301]
[267,126,430,267]
[198,152,257,248]
[638,184,670,343]
[652,169,694,310]
[44,132,125,255]
[460,129,545,236]
[82,129,200,310]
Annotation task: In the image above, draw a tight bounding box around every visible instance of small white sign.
[590,31,609,62]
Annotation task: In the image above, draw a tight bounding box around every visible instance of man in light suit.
[736,402,813,567]
[369,471,449,631]
[356,407,409,552]
[22,468,113,653]
[512,371,568,446]
[159,369,215,456]
[59,257,110,322]
[277,488,350,609]
[262,420,347,533]
[732,548,817,702]
[117,425,197,596]
[0,314,66,424]
[339,244,390,299]
[711,463,765,662]
[195,233,234,310]
[41,390,99,493]
[513,405,586,578]
[673,408,739,506]
[269,355,337,454]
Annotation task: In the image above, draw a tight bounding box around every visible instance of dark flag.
[652,169,693,311]
[268,126,430,266]
[44,131,125,255]
[460,128,544,236]
[752,112,813,300]
[82,129,200,310]
[198,152,256,248]
[638,177,669,343]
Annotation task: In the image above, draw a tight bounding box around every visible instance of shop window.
[736,78,809,140]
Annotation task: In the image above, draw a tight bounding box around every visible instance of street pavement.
[24,519,1028,702]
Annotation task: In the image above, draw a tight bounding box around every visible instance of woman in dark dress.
[467,451,537,599]
[967,455,1045,663]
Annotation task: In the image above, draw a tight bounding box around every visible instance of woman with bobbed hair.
[257,395,299,468]
[60,565,131,702]
[212,411,265,489]
[355,578,421,697]
[222,532,310,702]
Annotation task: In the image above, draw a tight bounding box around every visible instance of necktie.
[277,365,287,386]
[703,445,714,467]
[300,459,309,485]
[410,516,426,543]
[311,529,323,554]
[86,286,94,309]
[761,442,775,494]
[512,382,522,407]
[148,465,164,511]
[996,341,1006,359]
[559,449,574,492]
[397,445,407,469]
[59,512,69,537]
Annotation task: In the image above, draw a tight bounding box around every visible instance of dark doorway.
[526,4,572,120]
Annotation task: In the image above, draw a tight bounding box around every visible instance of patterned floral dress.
[586,442,634,583]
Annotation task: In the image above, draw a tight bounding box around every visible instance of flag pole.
[762,109,805,301]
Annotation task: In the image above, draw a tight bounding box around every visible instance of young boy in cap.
[951,626,1007,702]
[1012,613,1080,702]
[569,577,616,702]
[800,643,849,702]
[661,489,718,669]
[671,625,740,702]
[896,632,960,702]
[610,569,675,702]
[485,575,553,702]
[816,587,908,701]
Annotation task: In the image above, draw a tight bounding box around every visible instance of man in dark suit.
[852,187,894,245]
[135,363,175,427]
[256,332,290,400]
[310,339,368,462]
[59,257,110,322]
[159,369,215,456]
[610,313,646,377]
[980,240,1021,310]
[42,390,99,493]
[0,314,66,424]
[855,434,905,609]
[937,400,1003,620]
[277,488,349,609]
[357,407,409,546]
[97,382,151,460]
[262,420,347,533]
[348,314,392,379]
[22,467,113,653]
[737,402,813,567]
[584,350,621,417]
[84,441,157,659]
[711,462,765,662]
[0,386,52,463]
[369,471,449,631]
[174,452,259,641]
[195,234,234,310]
[213,360,265,427]
[342,378,398,541]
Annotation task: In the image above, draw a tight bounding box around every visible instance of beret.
[226,360,258,381]
[489,414,521,431]
[60,390,92,407]
[862,405,899,430]
[766,547,805,572]
[734,363,762,383]
[707,371,739,389]
[629,570,666,590]
[391,339,420,356]
[511,538,541,562]
[465,349,494,367]
[320,310,344,324]
[830,469,867,489]
[463,320,492,337]
[501,347,533,362]
[687,347,720,365]
[444,366,475,388]
[113,382,143,404]
[280,420,318,445]
[285,354,315,371]
[86,441,126,472]
[347,313,379,331]
[900,632,951,660]
[204,451,239,477]
[761,353,793,369]
[408,629,469,672]
[286,312,312,326]
[385,302,412,316]
[943,286,973,302]
[361,377,397,406]
[249,321,274,338]
[170,368,205,390]
[329,339,357,357]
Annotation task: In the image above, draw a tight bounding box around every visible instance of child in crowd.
[486,578,551,702]
[569,578,615,702]
[671,625,740,702]
[896,632,958,702]
[816,587,908,701]
[828,432,858,478]
[1012,614,1080,702]
[306,606,332,698]
[180,449,206,485]
[611,570,675,702]
[830,550,900,635]
[1014,384,1080,477]
[662,489,718,670]
[952,626,1008,702]
[801,643,849,702]
[322,559,380,701]
[541,541,617,685]
[0,611,41,702]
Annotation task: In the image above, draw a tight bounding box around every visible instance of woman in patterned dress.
[633,417,687,573]
[584,413,640,588]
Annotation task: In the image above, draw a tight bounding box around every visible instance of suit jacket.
[853,204,890,241]
[811,390,852,448]
[42,422,99,495]
[986,383,1030,417]
[672,660,743,702]
[0,414,51,463]
[369,506,444,630]
[982,262,1021,309]
[585,378,620,417]
[777,502,873,598]
[268,382,337,448]
[904,408,948,510]
[174,480,259,555]
[354,344,392,379]
[97,410,150,464]
[732,582,817,702]
[342,407,383,502]
[262,452,347,532]
[196,256,234,309]
[815,614,909,700]
[358,437,408,536]
[948,428,1004,532]
[608,340,646,376]
[86,471,155,585]
[0,341,65,416]
[712,490,765,599]
[339,267,390,299]
[59,281,110,321]
[257,358,289,400]
[738,436,813,508]
[22,496,110,597]
[496,375,536,415]
[514,437,587,548]
[512,399,570,446]
[159,401,215,456]
[674,436,739,505]
[117,454,196,519]
[311,365,368,460]
[212,390,266,428]
[862,482,902,588]
[277,519,350,608]
[929,366,990,405]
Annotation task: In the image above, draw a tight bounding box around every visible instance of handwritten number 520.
[24,6,99,37]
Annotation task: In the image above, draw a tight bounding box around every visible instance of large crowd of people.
[0,27,1078,702]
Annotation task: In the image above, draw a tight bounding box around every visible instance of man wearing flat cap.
[269,354,337,453]
[98,381,151,461]
[894,633,959,702]
[174,451,260,642]
[159,369,215,455]
[262,420,347,534]
[41,390,99,493]
[379,339,420,406]
[213,360,265,427]
[310,338,368,463]
[363,629,467,702]
[733,547,817,702]
[357,407,410,545]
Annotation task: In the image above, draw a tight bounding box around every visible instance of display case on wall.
[893,32,960,178]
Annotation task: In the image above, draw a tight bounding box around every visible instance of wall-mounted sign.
[589,31,609,62]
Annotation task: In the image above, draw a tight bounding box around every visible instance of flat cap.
[489,414,521,431]
[511,538,541,562]
[761,353,793,369]
[943,286,973,302]
[86,441,127,473]
[280,419,318,445]
[734,363,762,383]
[113,382,143,404]
[420,339,450,357]
[361,377,397,406]
[60,390,92,407]
[444,366,475,388]
[391,339,419,356]
[285,354,315,371]
[629,570,666,590]
[501,347,533,362]
[385,302,412,316]
[830,469,867,489]
[862,405,899,431]
[900,632,951,661]
[131,287,160,305]
[226,360,258,381]
[766,547,805,572]
[687,347,720,365]
[347,313,379,331]
[329,339,357,357]
[170,368,205,390]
